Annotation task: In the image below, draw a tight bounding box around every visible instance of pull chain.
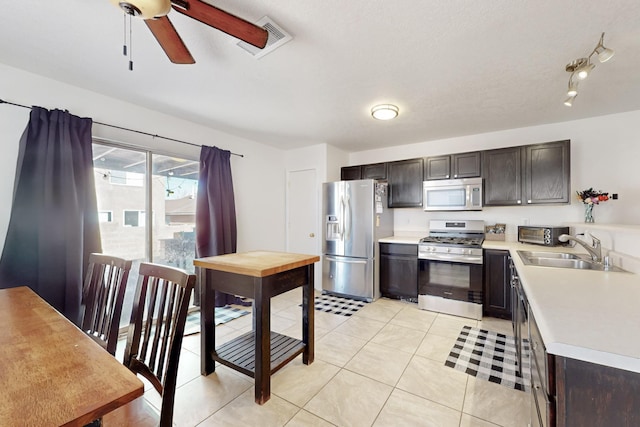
[122,13,127,56]
[128,14,134,71]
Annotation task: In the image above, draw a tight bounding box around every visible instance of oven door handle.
[419,254,483,264]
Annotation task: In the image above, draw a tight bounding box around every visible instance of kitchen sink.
[518,251,583,260]
[517,250,627,272]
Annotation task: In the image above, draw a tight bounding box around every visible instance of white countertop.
[485,240,640,373]
[378,235,423,245]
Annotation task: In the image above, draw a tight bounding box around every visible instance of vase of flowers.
[576,188,609,223]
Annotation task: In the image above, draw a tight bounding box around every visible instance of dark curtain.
[195,145,241,307]
[0,107,102,324]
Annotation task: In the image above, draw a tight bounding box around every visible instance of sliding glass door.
[92,142,198,326]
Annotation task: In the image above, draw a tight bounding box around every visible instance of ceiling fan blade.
[171,0,268,49]
[145,16,195,64]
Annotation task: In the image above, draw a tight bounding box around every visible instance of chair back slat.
[123,262,195,426]
[81,253,132,355]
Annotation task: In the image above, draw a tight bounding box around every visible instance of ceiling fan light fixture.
[110,0,171,19]
[371,104,399,121]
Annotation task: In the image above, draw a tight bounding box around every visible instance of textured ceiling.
[1,1,640,152]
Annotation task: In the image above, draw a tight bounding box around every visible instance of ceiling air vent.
[237,16,292,59]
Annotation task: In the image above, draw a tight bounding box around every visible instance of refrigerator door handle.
[339,196,345,240]
[325,256,368,264]
[345,195,351,240]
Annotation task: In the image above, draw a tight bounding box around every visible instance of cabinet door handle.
[527,200,532,204]
[517,200,522,204]
[445,175,450,178]
[453,174,458,178]
[443,291,453,295]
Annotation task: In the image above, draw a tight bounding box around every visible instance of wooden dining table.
[0,286,144,427]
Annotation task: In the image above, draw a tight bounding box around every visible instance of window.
[98,211,112,222]
[123,210,145,227]
[93,142,198,327]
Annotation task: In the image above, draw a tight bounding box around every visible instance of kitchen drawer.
[380,242,418,256]
[532,356,555,427]
[529,310,555,396]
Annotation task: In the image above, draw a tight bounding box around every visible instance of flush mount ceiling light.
[371,104,399,120]
[563,32,615,106]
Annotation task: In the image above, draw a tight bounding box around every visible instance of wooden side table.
[194,251,319,404]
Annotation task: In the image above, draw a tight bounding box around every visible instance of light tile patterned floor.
[119,289,530,426]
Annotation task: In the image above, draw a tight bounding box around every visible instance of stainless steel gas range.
[418,220,484,320]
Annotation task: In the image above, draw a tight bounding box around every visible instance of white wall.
[348,111,640,239]
[284,143,349,288]
[0,63,286,255]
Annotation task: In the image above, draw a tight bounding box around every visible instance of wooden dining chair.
[81,253,132,356]
[103,262,196,427]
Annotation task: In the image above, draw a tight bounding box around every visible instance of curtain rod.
[0,98,244,158]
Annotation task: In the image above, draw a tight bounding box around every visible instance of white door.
[287,169,319,286]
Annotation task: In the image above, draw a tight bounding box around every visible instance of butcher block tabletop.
[194,251,319,277]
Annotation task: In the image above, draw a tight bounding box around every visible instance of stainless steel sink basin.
[517,250,627,272]
[518,251,583,260]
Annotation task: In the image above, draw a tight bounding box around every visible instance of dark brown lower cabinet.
[483,249,511,319]
[530,308,640,427]
[555,357,640,427]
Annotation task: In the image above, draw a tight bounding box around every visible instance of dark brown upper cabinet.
[424,152,481,180]
[340,165,362,181]
[524,141,571,204]
[362,162,387,180]
[484,140,570,206]
[387,158,424,208]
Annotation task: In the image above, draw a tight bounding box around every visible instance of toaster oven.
[518,226,570,246]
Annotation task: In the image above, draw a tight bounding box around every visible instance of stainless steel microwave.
[518,226,570,246]
[422,177,483,211]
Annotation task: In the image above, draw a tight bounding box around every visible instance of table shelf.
[213,331,306,377]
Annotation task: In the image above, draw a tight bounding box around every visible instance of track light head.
[567,80,578,97]
[564,95,576,107]
[576,62,595,80]
[595,32,615,63]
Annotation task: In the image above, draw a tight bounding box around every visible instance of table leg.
[302,264,315,365]
[253,277,271,404]
[200,267,216,375]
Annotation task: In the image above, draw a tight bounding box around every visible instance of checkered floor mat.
[445,325,530,392]
[183,306,250,335]
[314,294,367,316]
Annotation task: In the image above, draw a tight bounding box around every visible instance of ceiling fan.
[110,0,268,64]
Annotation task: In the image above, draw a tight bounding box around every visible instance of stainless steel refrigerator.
[322,179,394,301]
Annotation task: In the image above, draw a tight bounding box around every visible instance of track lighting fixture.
[563,32,614,106]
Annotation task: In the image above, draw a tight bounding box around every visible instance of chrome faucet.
[558,233,602,263]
